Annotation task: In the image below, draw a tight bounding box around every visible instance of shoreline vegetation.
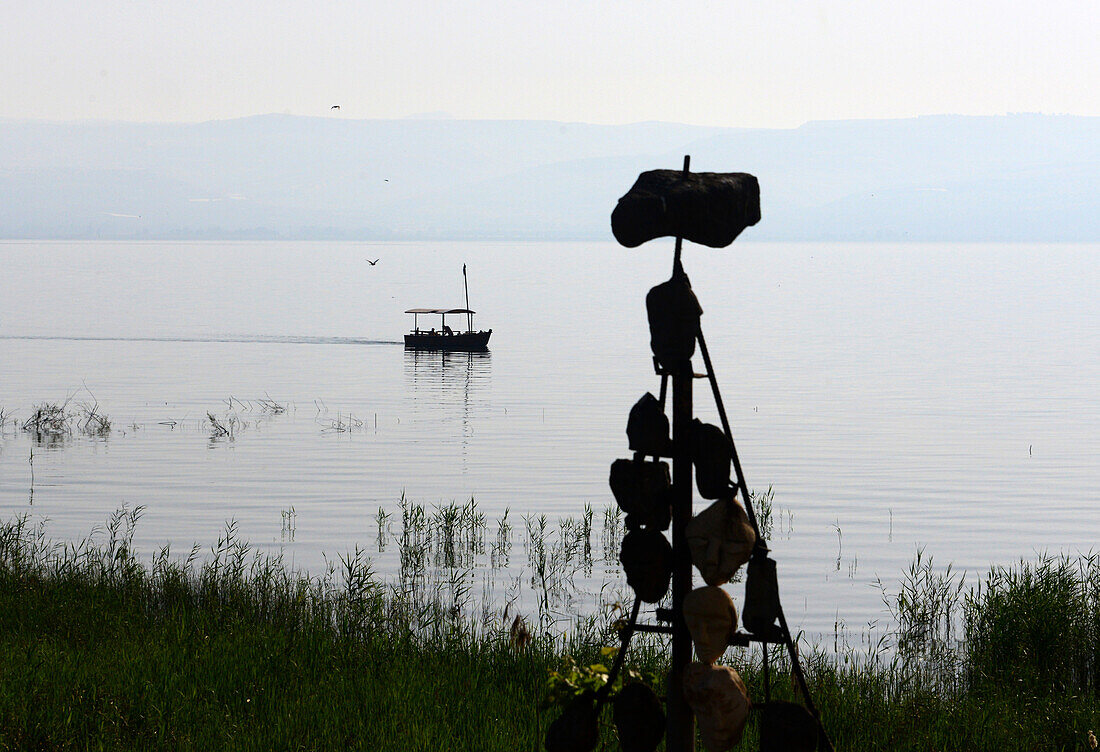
[1,508,1098,751]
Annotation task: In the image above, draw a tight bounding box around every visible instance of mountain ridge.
[1,114,1095,241]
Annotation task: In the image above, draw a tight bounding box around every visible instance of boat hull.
[404,330,492,351]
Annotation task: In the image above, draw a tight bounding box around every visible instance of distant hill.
[0,114,1096,241]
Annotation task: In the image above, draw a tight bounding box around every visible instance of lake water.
[1,240,1097,641]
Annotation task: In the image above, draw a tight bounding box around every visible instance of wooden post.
[667,348,695,752]
[666,153,695,752]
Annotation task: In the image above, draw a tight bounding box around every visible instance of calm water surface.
[1,240,1097,640]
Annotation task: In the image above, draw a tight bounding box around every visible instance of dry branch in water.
[207,412,234,438]
[77,402,112,436]
[21,403,73,439]
[256,394,287,414]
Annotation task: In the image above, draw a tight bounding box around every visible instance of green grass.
[2,510,1099,751]
[1,578,558,750]
[0,510,591,751]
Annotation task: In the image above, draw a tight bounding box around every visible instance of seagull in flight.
[331,105,340,110]
[365,258,380,266]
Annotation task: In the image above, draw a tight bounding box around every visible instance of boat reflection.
[404,347,492,383]
[403,349,492,443]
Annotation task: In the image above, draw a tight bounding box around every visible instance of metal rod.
[672,156,690,274]
[695,326,762,540]
[463,263,472,332]
[596,596,643,708]
[778,602,834,751]
[697,325,834,750]
[763,637,771,702]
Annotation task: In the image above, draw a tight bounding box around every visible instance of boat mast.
[463,263,472,333]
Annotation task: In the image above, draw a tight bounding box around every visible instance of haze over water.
[1,240,1097,640]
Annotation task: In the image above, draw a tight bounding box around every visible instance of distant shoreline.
[2,235,1098,243]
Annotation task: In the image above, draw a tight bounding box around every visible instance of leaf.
[599,646,619,657]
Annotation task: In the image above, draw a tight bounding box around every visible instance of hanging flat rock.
[612,682,666,752]
[683,586,738,663]
[742,552,783,639]
[646,273,702,368]
[620,528,673,603]
[692,419,733,499]
[611,170,761,249]
[609,458,672,531]
[682,663,752,752]
[627,392,672,457]
[686,498,756,586]
[545,692,599,752]
[759,701,819,752]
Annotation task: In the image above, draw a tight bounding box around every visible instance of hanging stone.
[612,682,665,752]
[686,497,756,586]
[646,274,702,370]
[759,701,818,752]
[682,663,751,752]
[610,170,761,249]
[545,691,599,752]
[626,392,672,457]
[619,528,673,603]
[742,553,783,640]
[691,419,732,499]
[609,458,672,532]
[682,586,738,663]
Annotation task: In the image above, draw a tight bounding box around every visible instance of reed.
[0,509,584,750]
[0,406,13,432]
[964,553,1100,696]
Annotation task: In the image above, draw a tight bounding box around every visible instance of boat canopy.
[404,308,475,315]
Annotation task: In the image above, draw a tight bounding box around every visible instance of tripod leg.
[694,323,835,752]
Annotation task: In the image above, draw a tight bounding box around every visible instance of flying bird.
[331,105,340,110]
[365,258,379,266]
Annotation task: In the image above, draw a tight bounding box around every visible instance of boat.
[403,308,491,350]
[404,264,492,351]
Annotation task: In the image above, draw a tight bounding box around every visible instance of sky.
[1,0,1097,127]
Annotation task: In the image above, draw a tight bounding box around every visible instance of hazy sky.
[2,0,1096,126]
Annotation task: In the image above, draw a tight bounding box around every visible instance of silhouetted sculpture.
[544,156,832,752]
